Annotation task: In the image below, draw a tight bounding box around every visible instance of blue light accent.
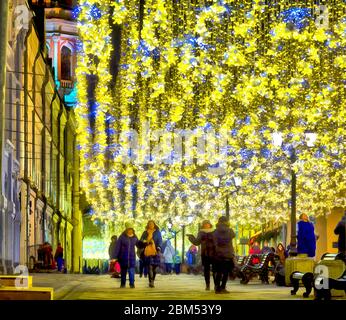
[333,162,342,169]
[179,176,187,184]
[102,175,109,187]
[260,148,271,159]
[166,122,176,132]
[280,8,312,30]
[282,178,290,185]
[72,6,82,20]
[239,148,254,161]
[204,122,213,132]
[106,128,116,135]
[159,170,168,178]
[314,150,324,158]
[89,4,102,20]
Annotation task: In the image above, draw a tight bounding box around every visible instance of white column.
[52,35,59,85]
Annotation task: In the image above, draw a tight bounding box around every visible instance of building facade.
[0,0,82,274]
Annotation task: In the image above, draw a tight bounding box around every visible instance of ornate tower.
[30,0,78,108]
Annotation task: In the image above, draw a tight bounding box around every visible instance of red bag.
[115,261,121,273]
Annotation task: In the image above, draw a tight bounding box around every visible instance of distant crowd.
[108,211,346,293]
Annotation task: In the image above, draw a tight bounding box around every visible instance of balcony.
[60,80,74,89]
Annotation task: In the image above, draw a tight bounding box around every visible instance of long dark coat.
[334,216,346,253]
[212,223,235,261]
[188,229,215,263]
[297,220,316,257]
[114,232,139,269]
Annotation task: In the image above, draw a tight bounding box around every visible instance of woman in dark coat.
[297,214,316,258]
[212,216,235,294]
[334,213,346,255]
[187,219,215,290]
[108,235,118,260]
[140,220,163,288]
[114,222,140,288]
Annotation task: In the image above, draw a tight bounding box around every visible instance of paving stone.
[30,273,346,300]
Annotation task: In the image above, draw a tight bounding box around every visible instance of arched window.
[61,46,72,80]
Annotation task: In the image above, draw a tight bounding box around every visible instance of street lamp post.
[289,149,298,256]
[214,176,241,219]
[272,131,317,257]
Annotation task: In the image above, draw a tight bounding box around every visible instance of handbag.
[115,261,121,273]
[144,241,157,257]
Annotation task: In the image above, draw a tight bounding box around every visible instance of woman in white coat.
[163,239,176,274]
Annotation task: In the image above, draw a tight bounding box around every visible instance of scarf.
[144,229,157,257]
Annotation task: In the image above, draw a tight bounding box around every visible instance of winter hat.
[201,220,213,228]
[218,216,229,225]
[125,222,134,230]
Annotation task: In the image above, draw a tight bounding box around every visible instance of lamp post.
[272,131,317,256]
[214,176,241,219]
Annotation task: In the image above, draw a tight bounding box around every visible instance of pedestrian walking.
[187,219,215,290]
[108,235,118,260]
[163,239,175,274]
[174,251,182,274]
[114,222,140,288]
[334,211,346,256]
[54,243,64,272]
[137,247,148,278]
[186,245,198,274]
[212,216,235,294]
[108,235,120,278]
[140,220,163,288]
[297,213,316,258]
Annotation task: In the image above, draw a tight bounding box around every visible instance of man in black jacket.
[212,216,235,294]
[334,212,346,256]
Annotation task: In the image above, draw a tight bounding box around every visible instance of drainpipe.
[41,52,50,242]
[57,101,64,243]
[0,0,9,273]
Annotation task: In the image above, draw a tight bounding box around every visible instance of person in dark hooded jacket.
[334,212,346,255]
[187,219,215,290]
[114,222,140,288]
[212,216,235,294]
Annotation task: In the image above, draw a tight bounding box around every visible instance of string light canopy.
[75,0,346,229]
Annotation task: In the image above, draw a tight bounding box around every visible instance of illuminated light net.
[75,0,346,230]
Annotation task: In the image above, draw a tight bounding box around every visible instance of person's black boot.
[205,283,210,291]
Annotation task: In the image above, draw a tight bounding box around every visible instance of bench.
[0,286,53,300]
[0,275,32,288]
[229,256,248,280]
[320,252,346,264]
[239,252,276,284]
[290,271,314,297]
[314,269,346,300]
